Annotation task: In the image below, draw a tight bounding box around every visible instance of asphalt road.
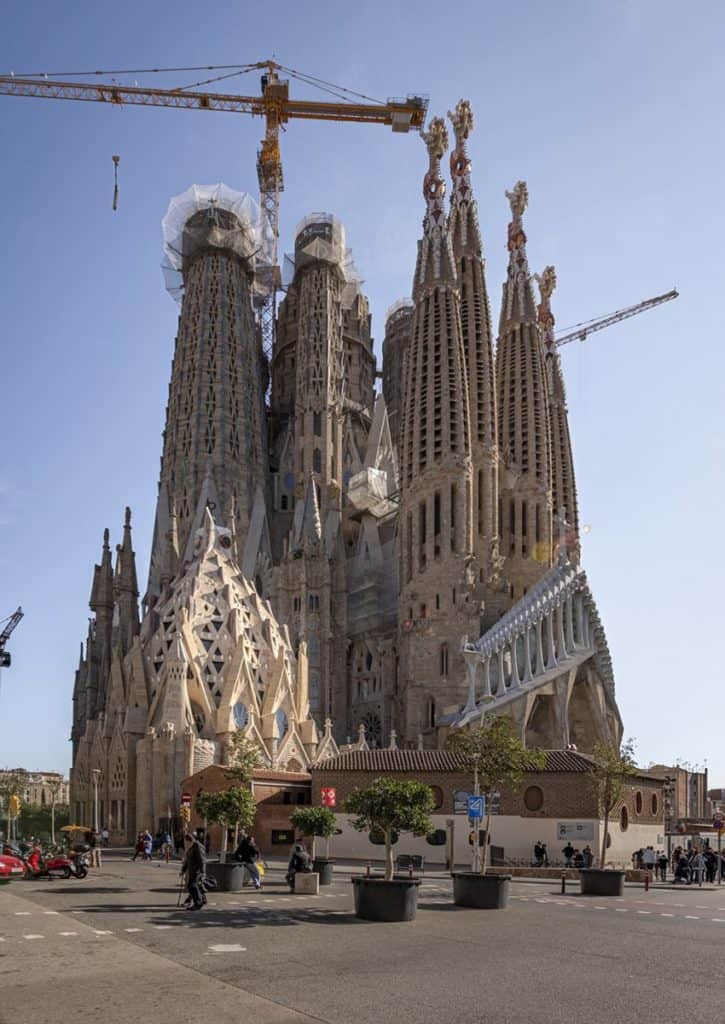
[2,852,724,1024]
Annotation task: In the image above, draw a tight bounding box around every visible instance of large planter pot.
[205,861,246,892]
[452,872,511,909]
[313,858,335,885]
[351,877,420,922]
[580,869,625,897]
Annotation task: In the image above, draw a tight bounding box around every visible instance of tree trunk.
[324,834,330,859]
[385,830,394,881]
[600,809,609,868]
[481,810,492,875]
[51,799,56,845]
[311,835,317,860]
[220,823,228,864]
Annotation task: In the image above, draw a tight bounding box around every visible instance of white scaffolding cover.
[282,212,362,289]
[161,183,274,302]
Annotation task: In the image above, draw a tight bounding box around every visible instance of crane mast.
[0,607,23,668]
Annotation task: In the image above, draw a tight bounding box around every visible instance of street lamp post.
[472,754,480,874]
[91,769,101,832]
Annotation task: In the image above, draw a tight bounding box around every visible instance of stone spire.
[113,507,140,654]
[90,528,114,614]
[414,117,457,293]
[448,99,499,574]
[499,181,537,330]
[535,266,579,558]
[496,183,553,600]
[147,195,269,598]
[398,118,479,745]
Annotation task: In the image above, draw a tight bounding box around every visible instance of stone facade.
[70,101,623,840]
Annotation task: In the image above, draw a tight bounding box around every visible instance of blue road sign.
[467,795,485,819]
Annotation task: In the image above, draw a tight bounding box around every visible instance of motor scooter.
[25,846,88,880]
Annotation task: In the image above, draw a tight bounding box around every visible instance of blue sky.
[1,1,722,783]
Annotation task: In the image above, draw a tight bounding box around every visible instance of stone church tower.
[70,110,623,838]
[397,117,480,744]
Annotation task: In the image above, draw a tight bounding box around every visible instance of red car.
[0,852,26,882]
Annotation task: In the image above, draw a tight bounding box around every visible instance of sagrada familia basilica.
[70,100,622,837]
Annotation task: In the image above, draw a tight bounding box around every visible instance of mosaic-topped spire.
[500,180,537,329]
[448,99,481,256]
[415,117,456,291]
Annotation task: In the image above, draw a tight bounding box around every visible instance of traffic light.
[179,805,191,824]
[0,652,10,668]
[8,794,21,817]
[468,829,485,847]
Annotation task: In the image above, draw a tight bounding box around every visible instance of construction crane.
[0,60,428,356]
[554,289,678,348]
[0,607,23,668]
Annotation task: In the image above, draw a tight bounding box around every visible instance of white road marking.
[0,937,6,941]
[711,918,725,922]
[207,943,246,953]
[661,913,674,917]
[24,934,44,940]
[594,906,607,910]
[93,929,112,935]
[43,911,59,915]
[14,912,30,916]
[154,925,173,930]
[637,911,651,915]
[615,908,628,912]
[59,931,78,936]
[685,915,700,920]
[124,928,143,932]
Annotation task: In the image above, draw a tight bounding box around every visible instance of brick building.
[311,749,663,869]
[179,764,311,856]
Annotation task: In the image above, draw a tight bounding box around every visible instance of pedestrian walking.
[143,830,153,862]
[642,846,656,875]
[180,833,207,911]
[533,841,545,867]
[582,845,594,868]
[88,827,102,868]
[562,842,575,867]
[234,833,262,890]
[657,851,668,882]
[131,832,144,861]
[160,830,173,863]
[101,827,109,848]
[690,850,705,887]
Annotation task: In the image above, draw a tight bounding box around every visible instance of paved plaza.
[1,851,724,1024]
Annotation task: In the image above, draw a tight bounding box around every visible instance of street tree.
[289,805,337,859]
[195,788,257,862]
[447,717,543,873]
[345,777,434,881]
[590,738,637,868]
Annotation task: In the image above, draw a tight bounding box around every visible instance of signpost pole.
[472,759,480,874]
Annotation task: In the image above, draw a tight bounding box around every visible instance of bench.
[395,854,425,873]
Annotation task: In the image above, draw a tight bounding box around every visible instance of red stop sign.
[321,787,336,808]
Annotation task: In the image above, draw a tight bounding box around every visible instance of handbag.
[257,860,266,877]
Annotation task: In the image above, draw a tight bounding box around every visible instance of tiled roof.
[313,749,599,774]
[312,749,463,773]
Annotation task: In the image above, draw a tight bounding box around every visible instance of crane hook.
[112,154,120,211]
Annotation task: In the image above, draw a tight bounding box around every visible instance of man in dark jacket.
[180,833,207,910]
[234,834,262,891]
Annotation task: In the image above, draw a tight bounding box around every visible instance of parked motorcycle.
[25,846,88,880]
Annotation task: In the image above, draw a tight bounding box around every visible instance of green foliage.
[0,770,29,811]
[289,805,337,839]
[225,733,263,785]
[591,738,637,868]
[591,738,638,815]
[18,803,70,840]
[196,787,256,831]
[345,776,434,880]
[446,716,543,798]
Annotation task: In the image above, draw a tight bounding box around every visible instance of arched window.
[313,448,322,473]
[635,791,643,815]
[426,697,436,730]
[440,644,449,677]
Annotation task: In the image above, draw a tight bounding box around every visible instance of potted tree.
[580,739,637,897]
[289,806,338,885]
[345,776,434,922]
[196,787,257,891]
[447,716,543,909]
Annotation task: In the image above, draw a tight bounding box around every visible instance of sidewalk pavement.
[0,887,318,1024]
